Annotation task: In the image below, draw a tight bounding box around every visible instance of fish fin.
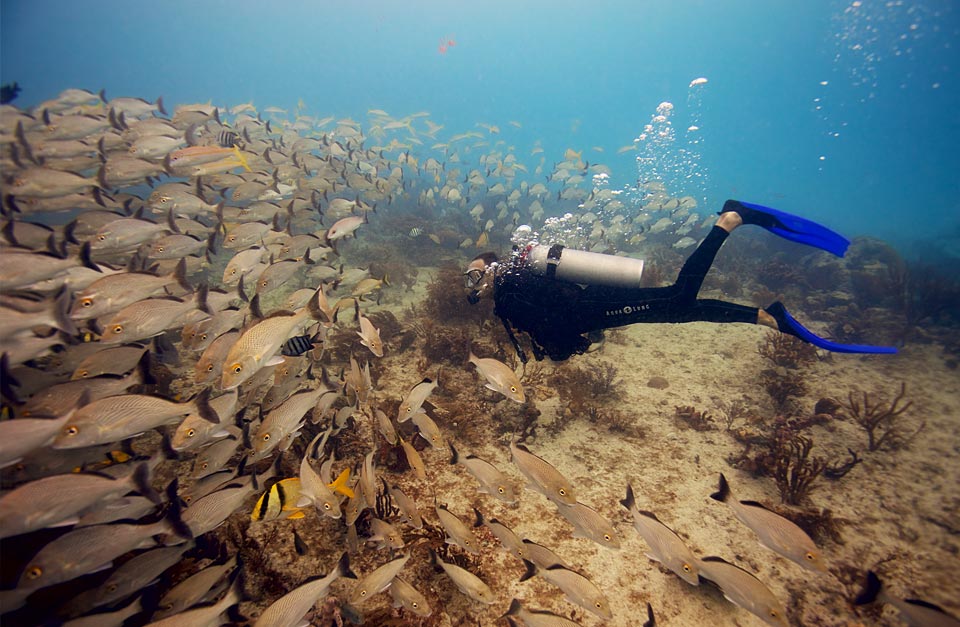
[643,552,663,564]
[286,510,306,520]
[710,473,731,502]
[264,355,286,367]
[328,467,354,498]
[854,571,882,605]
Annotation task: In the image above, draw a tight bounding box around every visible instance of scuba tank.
[525,244,644,288]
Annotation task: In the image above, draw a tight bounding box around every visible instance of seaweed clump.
[757,332,816,413]
[839,382,921,452]
[771,433,827,505]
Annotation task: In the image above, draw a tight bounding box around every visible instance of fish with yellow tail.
[468,349,524,403]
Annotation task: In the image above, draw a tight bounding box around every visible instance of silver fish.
[349,554,410,607]
[171,389,238,451]
[253,553,356,627]
[356,309,383,357]
[191,434,241,480]
[509,438,576,505]
[194,330,240,384]
[697,556,789,627]
[297,434,343,519]
[53,390,217,449]
[99,294,208,345]
[388,484,422,529]
[411,410,444,449]
[62,544,189,617]
[71,345,148,380]
[621,484,700,585]
[520,561,612,620]
[367,517,405,550]
[399,436,426,480]
[0,412,74,469]
[220,290,322,389]
[179,478,257,538]
[854,570,960,627]
[473,508,525,561]
[429,548,495,604]
[70,260,188,320]
[435,502,481,554]
[469,351,524,402]
[142,578,241,627]
[0,461,159,539]
[555,500,621,549]
[154,555,237,619]
[13,512,190,598]
[397,376,438,422]
[388,576,431,617]
[450,443,518,503]
[251,387,328,461]
[521,539,570,570]
[710,473,827,573]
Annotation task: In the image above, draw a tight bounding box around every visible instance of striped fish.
[408,227,424,237]
[280,334,316,357]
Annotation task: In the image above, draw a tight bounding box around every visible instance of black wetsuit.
[493,226,759,361]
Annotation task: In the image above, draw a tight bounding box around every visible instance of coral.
[673,405,716,431]
[419,263,492,328]
[758,331,819,369]
[771,434,826,505]
[777,506,847,545]
[717,398,751,431]
[824,448,862,480]
[839,382,917,452]
[758,259,810,293]
[760,367,808,413]
[552,362,622,402]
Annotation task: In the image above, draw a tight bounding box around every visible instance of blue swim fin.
[765,302,897,354]
[721,199,851,257]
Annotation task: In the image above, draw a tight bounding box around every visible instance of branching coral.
[759,331,819,369]
[840,382,917,452]
[772,434,827,505]
[760,367,808,413]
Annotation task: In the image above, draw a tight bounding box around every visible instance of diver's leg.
[673,212,742,302]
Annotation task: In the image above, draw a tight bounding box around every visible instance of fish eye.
[411,602,418,608]
[183,495,192,503]
[769,610,778,618]
[26,566,43,579]
[805,552,815,561]
[595,602,602,609]
[682,563,692,573]
[206,364,214,372]
[510,386,517,392]
[231,364,242,374]
[80,298,93,307]
[603,534,611,541]
[200,334,207,341]
[260,280,268,287]
[186,429,196,437]
[98,234,106,241]
[359,590,367,597]
[498,487,505,494]
[157,246,165,252]
[229,269,236,275]
[65,425,79,436]
[323,502,331,510]
[113,325,123,334]
[200,462,208,470]
[558,488,566,496]
[262,433,271,441]
[106,583,117,593]
[77,370,89,378]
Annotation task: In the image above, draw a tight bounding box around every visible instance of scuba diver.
[0,82,21,105]
[464,199,897,362]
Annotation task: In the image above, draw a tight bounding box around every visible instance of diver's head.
[465,251,498,303]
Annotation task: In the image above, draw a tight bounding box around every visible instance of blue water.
[3,0,958,251]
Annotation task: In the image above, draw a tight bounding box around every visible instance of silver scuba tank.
[525,244,645,288]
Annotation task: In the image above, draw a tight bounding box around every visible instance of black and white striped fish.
[280,334,318,357]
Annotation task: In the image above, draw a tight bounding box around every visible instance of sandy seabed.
[241,270,959,627]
